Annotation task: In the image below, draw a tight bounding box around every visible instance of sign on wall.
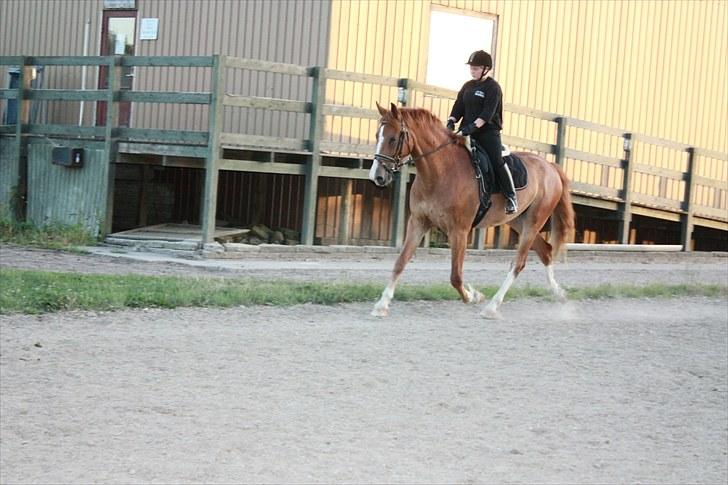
[103,0,136,9]
[139,18,159,40]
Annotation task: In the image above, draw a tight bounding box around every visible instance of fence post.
[555,116,567,167]
[618,133,634,244]
[101,56,121,236]
[12,57,29,221]
[391,78,411,247]
[680,147,697,251]
[201,55,225,243]
[301,66,325,245]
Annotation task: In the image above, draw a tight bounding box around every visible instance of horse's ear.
[390,102,399,119]
[376,102,388,117]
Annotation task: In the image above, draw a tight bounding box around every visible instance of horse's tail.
[550,164,576,258]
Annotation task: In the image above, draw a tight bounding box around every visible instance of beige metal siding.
[326,0,727,173]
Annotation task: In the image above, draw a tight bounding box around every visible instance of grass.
[1,268,725,315]
[0,219,97,251]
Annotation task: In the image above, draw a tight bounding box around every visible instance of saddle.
[469,139,528,227]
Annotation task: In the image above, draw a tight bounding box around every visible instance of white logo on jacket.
[474,91,485,98]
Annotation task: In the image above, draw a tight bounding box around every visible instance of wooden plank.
[407,80,458,99]
[554,117,567,167]
[692,175,728,190]
[0,126,15,134]
[118,142,208,158]
[632,193,683,211]
[563,117,626,137]
[121,56,214,67]
[570,181,622,199]
[25,56,111,66]
[504,103,561,122]
[571,194,620,211]
[219,133,309,152]
[224,95,311,113]
[116,153,204,169]
[631,133,691,151]
[116,128,208,144]
[25,124,105,137]
[632,162,685,180]
[631,206,681,223]
[323,68,400,86]
[694,148,728,162]
[102,58,120,236]
[219,159,306,175]
[0,56,24,65]
[502,135,555,154]
[0,89,18,100]
[322,104,380,120]
[563,147,623,168]
[224,56,309,76]
[693,216,728,231]
[119,91,211,104]
[320,140,375,156]
[318,166,371,179]
[692,206,728,221]
[24,89,106,101]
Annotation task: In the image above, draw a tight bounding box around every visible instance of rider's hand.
[474,118,485,128]
[446,119,455,131]
[460,122,477,136]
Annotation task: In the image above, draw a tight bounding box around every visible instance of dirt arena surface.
[1,245,727,483]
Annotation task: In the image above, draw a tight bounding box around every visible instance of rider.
[446,50,518,214]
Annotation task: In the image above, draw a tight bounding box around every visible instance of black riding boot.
[495,162,518,214]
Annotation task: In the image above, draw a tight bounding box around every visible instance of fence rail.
[1,54,725,249]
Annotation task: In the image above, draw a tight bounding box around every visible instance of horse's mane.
[395,108,467,149]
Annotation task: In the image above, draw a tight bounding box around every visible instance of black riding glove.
[446,119,455,131]
[460,122,477,136]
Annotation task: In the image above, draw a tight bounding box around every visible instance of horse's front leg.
[372,217,429,317]
[448,229,484,304]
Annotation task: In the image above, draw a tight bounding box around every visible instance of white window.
[426,8,497,91]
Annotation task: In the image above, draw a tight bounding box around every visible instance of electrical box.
[51,146,84,168]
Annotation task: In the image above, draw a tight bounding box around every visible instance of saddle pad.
[504,153,528,191]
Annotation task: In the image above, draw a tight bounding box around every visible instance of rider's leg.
[476,130,518,214]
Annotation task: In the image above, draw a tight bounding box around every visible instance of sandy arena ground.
[1,245,727,483]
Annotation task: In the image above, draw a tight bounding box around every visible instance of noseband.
[374,121,411,173]
[374,118,457,174]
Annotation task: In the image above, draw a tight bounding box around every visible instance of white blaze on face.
[369,124,385,182]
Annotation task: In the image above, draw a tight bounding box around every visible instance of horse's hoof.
[466,284,485,304]
[371,306,389,317]
[481,305,502,320]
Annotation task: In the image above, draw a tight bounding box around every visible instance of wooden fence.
[1,55,725,250]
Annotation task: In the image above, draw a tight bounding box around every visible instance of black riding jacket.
[449,77,503,132]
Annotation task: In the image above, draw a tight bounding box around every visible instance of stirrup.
[505,196,518,214]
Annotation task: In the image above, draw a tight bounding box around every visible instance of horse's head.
[370,102,412,187]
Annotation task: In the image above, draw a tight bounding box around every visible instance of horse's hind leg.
[482,217,542,319]
[448,229,484,304]
[530,235,567,302]
[372,217,429,317]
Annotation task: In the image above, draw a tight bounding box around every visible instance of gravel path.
[1,245,727,483]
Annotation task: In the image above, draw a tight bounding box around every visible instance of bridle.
[374,118,456,174]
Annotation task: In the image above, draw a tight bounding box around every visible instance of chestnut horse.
[370,103,575,319]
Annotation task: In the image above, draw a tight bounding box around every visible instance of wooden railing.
[1,55,725,249]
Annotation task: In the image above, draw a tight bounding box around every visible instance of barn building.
[1,0,726,250]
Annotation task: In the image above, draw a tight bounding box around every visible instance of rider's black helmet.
[466,50,492,68]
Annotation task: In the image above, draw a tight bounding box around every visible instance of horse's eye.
[389,137,396,145]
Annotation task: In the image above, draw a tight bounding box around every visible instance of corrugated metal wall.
[26,140,110,235]
[0,138,20,219]
[326,0,727,171]
[0,0,331,136]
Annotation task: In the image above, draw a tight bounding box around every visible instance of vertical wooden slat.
[201,54,224,242]
[301,66,325,245]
